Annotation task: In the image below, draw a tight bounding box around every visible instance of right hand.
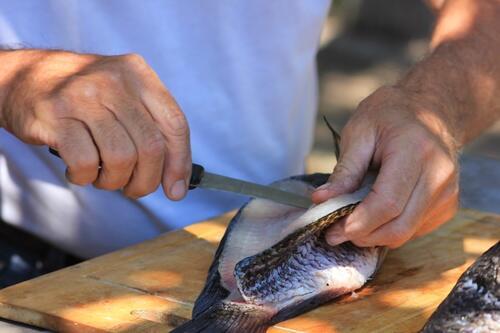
[0,50,191,200]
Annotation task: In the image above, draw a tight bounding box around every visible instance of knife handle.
[189,163,205,190]
[48,147,61,158]
[49,147,204,190]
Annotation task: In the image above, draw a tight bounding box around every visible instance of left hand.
[311,86,460,249]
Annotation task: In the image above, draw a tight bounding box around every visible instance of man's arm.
[405,0,500,144]
[312,0,500,248]
[0,49,191,200]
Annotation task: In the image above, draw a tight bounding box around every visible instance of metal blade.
[198,172,313,209]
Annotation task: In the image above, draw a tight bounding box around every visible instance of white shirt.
[0,0,330,257]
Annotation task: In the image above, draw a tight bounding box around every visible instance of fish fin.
[323,116,341,161]
[271,291,341,324]
[172,302,270,333]
[193,208,248,316]
[192,269,229,317]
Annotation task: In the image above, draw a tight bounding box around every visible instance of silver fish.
[420,241,500,333]
[172,173,386,333]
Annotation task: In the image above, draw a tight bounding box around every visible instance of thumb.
[312,133,374,203]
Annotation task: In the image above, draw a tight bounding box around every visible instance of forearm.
[0,50,32,127]
[398,0,500,147]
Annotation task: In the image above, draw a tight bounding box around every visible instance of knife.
[189,163,312,208]
[48,148,313,209]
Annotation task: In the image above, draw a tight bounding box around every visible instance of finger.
[349,160,455,248]
[312,127,375,203]
[56,119,100,185]
[327,150,422,244]
[350,184,426,249]
[141,87,191,200]
[105,102,165,198]
[414,185,459,237]
[87,113,137,191]
[325,217,349,246]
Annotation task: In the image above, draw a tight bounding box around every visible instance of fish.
[420,241,500,333]
[172,172,387,333]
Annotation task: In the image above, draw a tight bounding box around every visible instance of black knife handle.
[49,147,61,158]
[189,163,205,190]
[49,147,204,190]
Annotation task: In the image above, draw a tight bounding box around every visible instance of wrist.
[0,50,34,127]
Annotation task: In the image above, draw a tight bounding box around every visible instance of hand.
[1,50,190,200]
[312,86,459,249]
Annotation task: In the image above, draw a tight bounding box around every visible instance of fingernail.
[170,179,186,200]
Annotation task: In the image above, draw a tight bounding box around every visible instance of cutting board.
[0,208,498,332]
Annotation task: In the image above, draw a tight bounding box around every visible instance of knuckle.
[141,133,165,157]
[106,70,123,84]
[385,224,412,248]
[412,128,435,157]
[61,78,101,102]
[166,111,189,139]
[106,148,136,168]
[333,163,361,189]
[70,157,98,172]
[343,222,367,239]
[379,193,404,218]
[78,80,100,99]
[120,53,147,69]
[333,162,351,176]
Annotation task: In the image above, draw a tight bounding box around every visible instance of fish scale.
[420,241,500,332]
[234,204,358,294]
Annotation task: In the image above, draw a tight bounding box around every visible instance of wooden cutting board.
[0,208,498,333]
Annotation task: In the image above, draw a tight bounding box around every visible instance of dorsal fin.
[323,116,341,161]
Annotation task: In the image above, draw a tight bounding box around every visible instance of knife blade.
[189,164,313,209]
[48,148,312,209]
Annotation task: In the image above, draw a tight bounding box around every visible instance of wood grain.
[0,209,498,332]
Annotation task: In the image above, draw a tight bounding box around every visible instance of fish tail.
[171,302,270,333]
